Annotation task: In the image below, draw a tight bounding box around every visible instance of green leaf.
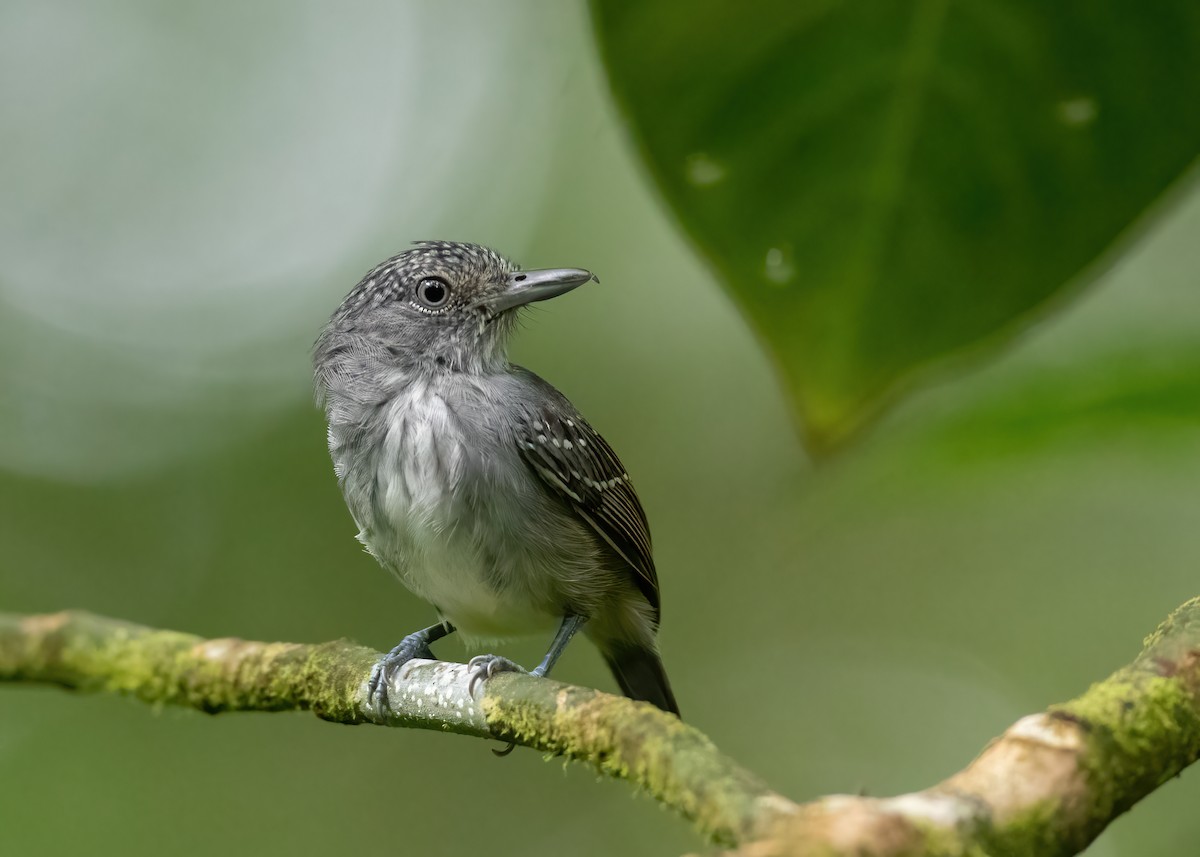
[590,1,1200,453]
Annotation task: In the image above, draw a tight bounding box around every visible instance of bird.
[313,240,679,718]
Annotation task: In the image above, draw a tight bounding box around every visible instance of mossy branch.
[4,600,1200,855]
[727,596,1200,856]
[0,610,790,845]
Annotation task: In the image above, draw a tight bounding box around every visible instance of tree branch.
[3,599,1200,855]
[729,596,1200,856]
[0,610,792,846]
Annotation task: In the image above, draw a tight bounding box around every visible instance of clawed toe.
[466,655,529,756]
[367,661,390,709]
[466,654,526,697]
[368,635,438,711]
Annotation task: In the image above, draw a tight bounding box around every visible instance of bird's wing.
[514,401,660,621]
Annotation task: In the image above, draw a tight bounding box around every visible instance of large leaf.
[591,1,1200,453]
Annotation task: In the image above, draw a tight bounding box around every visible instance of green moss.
[966,800,1064,856]
[481,682,777,845]
[1141,597,1200,653]
[1059,674,1200,824]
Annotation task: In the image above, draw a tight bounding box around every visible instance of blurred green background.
[2,2,1198,855]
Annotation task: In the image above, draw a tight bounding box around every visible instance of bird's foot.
[467,654,527,758]
[466,654,527,697]
[368,634,437,712]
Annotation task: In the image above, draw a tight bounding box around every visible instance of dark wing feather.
[515,405,660,621]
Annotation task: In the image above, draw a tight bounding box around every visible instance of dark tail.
[603,644,680,718]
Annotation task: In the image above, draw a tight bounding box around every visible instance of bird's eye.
[414,277,450,309]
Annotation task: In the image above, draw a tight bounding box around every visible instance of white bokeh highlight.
[0,0,576,480]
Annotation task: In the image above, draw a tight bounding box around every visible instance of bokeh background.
[2,2,1199,855]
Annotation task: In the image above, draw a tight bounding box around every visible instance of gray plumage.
[313,240,678,715]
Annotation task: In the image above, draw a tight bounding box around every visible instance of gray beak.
[486,268,598,313]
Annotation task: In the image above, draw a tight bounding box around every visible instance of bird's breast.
[376,382,462,519]
[356,381,555,639]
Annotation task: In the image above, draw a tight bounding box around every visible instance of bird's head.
[316,240,596,376]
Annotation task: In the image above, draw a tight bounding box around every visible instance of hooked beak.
[485,268,598,314]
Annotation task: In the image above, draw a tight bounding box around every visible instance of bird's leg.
[368,621,456,711]
[466,614,587,695]
[532,613,587,677]
[467,614,588,756]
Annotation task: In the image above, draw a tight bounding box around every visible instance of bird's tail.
[603,644,680,717]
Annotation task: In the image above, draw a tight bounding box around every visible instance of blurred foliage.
[2,3,1200,857]
[592,0,1200,453]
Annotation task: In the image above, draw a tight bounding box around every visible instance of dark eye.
[415,277,450,309]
